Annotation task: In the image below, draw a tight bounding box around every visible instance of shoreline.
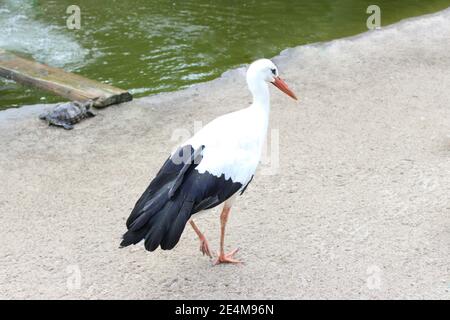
[1,7,449,122]
[0,8,449,299]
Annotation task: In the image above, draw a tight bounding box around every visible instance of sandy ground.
[0,9,449,300]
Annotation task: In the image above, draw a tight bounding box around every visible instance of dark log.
[0,49,132,108]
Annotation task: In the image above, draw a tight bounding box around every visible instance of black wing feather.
[120,145,243,251]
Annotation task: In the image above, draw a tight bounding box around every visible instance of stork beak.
[271,76,298,100]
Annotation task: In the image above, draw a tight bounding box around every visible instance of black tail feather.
[160,199,194,250]
[127,188,169,231]
[120,144,245,252]
[143,199,182,251]
[121,193,193,251]
[120,224,149,247]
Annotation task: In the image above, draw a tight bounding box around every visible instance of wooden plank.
[0,49,132,108]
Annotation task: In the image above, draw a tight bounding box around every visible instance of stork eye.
[271,68,276,75]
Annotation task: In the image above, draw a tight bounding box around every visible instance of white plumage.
[181,59,278,185]
[122,59,297,264]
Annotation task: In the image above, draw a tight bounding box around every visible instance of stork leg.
[189,220,212,258]
[214,205,241,265]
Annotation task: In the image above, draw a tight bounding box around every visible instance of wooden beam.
[0,49,132,108]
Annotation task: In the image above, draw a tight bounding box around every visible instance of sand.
[0,9,449,300]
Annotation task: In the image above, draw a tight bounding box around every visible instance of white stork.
[121,59,297,264]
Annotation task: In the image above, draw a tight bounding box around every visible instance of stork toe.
[214,248,242,265]
[199,236,212,258]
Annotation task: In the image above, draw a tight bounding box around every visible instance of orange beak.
[271,76,298,100]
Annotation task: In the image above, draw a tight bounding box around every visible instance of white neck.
[248,78,270,112]
[246,77,271,146]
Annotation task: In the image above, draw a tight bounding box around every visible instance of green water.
[0,0,449,110]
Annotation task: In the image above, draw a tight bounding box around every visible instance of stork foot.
[214,248,242,265]
[199,236,212,258]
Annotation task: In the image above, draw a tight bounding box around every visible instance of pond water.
[0,0,449,110]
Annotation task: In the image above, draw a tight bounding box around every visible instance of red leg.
[190,220,212,258]
[214,205,241,265]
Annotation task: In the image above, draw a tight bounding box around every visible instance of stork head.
[246,59,298,100]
